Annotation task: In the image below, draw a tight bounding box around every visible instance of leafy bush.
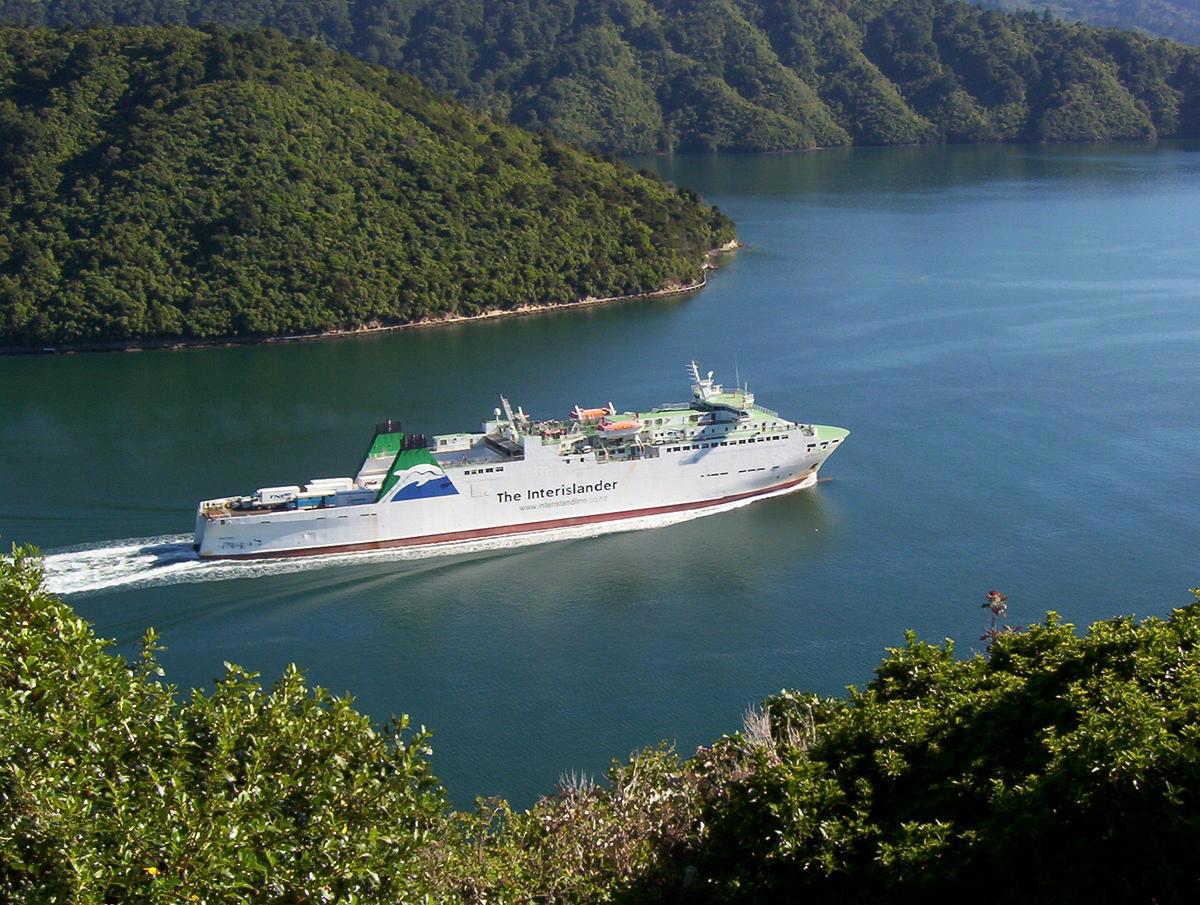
[439,590,1200,902]
[0,545,444,903]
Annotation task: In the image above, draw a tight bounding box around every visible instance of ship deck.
[433,442,522,469]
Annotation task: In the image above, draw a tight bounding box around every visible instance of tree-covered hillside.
[983,0,1200,47]
[0,27,733,347]
[5,544,1200,902]
[3,0,1199,152]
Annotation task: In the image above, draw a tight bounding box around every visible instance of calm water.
[3,143,1199,807]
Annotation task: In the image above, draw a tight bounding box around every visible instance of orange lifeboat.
[573,405,611,422]
[599,418,643,436]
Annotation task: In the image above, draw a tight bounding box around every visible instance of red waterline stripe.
[204,470,817,560]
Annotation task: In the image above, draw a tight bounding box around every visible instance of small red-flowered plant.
[980,590,1014,647]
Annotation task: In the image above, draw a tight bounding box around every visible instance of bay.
[2,143,1199,807]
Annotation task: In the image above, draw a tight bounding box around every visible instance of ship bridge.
[689,360,756,414]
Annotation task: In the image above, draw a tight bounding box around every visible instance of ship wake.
[44,482,814,596]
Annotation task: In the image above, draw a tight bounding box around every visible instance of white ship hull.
[194,363,849,559]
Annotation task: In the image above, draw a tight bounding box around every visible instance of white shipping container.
[330,489,376,507]
[256,485,301,504]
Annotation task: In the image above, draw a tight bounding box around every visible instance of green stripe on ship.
[375,446,438,501]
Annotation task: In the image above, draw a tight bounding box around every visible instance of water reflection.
[630,141,1200,201]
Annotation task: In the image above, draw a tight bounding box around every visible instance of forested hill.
[3,1,1200,153]
[0,27,733,347]
[982,0,1200,46]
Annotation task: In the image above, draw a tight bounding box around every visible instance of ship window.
[807,444,816,450]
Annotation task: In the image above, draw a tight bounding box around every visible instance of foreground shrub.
[0,545,443,903]
[431,593,1200,903]
[675,598,1200,902]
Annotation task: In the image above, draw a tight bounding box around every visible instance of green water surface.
[3,143,1199,807]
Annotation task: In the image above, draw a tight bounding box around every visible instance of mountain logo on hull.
[388,463,459,501]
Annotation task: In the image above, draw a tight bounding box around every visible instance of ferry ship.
[193,363,849,559]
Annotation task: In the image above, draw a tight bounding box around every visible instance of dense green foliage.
[6,544,1200,902]
[0,27,733,346]
[0,546,444,902]
[984,0,1200,46]
[3,0,1200,152]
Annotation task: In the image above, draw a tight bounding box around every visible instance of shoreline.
[2,241,740,356]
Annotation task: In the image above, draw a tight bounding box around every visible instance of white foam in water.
[43,483,809,596]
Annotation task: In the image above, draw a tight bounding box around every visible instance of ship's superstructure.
[193,363,849,558]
